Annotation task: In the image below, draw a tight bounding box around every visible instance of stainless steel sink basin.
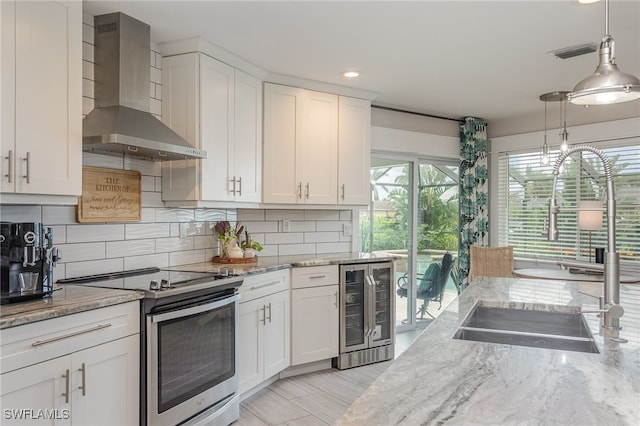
[453,304,599,353]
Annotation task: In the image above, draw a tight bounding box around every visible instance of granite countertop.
[337,277,640,425]
[0,285,144,329]
[184,251,399,275]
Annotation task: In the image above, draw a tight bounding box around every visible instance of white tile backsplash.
[0,205,42,222]
[124,253,169,270]
[56,242,105,263]
[65,258,124,278]
[67,224,125,243]
[106,239,156,258]
[125,223,170,240]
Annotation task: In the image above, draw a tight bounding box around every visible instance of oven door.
[147,293,239,426]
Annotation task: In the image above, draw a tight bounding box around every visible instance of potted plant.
[240,231,263,258]
[213,221,244,258]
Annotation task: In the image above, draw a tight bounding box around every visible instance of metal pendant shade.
[568,0,640,105]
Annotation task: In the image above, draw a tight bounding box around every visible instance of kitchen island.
[336,276,640,425]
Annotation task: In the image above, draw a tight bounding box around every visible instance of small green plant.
[213,221,244,245]
[241,231,263,252]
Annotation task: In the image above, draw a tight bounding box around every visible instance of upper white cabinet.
[0,0,82,203]
[161,52,262,206]
[263,83,370,205]
[338,96,371,205]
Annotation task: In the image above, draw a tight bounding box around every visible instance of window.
[497,138,640,267]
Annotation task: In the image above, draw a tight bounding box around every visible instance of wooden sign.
[77,167,141,223]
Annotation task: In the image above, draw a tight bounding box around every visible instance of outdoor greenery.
[360,163,459,253]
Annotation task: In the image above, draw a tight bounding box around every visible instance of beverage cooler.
[335,261,395,369]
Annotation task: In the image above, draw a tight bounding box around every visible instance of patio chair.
[397,252,454,320]
[468,245,514,283]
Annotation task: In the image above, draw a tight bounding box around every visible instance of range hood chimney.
[82,13,206,161]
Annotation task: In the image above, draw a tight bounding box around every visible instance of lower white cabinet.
[291,285,339,365]
[238,270,290,395]
[0,302,140,425]
[290,265,339,365]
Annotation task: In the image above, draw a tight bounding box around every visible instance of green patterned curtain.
[458,117,489,289]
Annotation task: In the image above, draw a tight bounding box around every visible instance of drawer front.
[291,265,339,289]
[239,269,290,303]
[0,301,139,374]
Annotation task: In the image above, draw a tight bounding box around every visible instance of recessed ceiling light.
[342,71,360,78]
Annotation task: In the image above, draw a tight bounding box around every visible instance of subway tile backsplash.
[0,13,358,281]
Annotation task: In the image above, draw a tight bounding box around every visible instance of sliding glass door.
[361,155,459,331]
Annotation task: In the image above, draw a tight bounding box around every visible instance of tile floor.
[235,326,429,425]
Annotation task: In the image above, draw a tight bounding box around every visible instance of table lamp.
[578,201,603,262]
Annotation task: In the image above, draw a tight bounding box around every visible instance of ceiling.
[83,1,640,136]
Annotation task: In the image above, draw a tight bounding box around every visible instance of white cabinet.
[238,270,290,395]
[263,83,370,205]
[0,0,82,203]
[338,96,371,205]
[0,302,140,425]
[161,52,262,206]
[290,266,339,365]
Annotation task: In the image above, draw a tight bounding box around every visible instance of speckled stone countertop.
[0,253,394,330]
[337,277,640,425]
[0,286,144,329]
[184,252,398,275]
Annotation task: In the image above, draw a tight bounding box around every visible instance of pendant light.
[568,0,640,105]
[540,101,549,166]
[539,91,569,165]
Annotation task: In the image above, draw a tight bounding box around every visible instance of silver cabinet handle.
[78,363,86,396]
[62,369,70,403]
[249,280,282,291]
[4,150,12,183]
[341,184,345,200]
[23,152,30,184]
[267,302,272,323]
[305,183,310,199]
[230,176,236,195]
[334,291,338,308]
[237,176,242,196]
[32,323,112,346]
[297,182,302,199]
[260,305,266,325]
[309,275,326,279]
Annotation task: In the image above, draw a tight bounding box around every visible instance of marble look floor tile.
[288,392,351,425]
[242,388,310,425]
[234,407,268,426]
[269,376,322,400]
[283,415,330,426]
[296,370,366,402]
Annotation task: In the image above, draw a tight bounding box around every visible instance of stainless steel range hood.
[83,13,206,161]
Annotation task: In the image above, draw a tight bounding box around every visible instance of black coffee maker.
[1,222,59,304]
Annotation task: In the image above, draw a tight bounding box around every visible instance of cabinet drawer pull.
[4,150,12,183]
[32,323,112,346]
[237,176,242,196]
[309,275,326,279]
[230,176,236,195]
[305,182,310,199]
[78,363,86,396]
[250,280,282,291]
[266,302,272,323]
[297,182,302,199]
[62,369,70,403]
[341,184,345,200]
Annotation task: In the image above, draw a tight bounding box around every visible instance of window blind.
[497,139,640,266]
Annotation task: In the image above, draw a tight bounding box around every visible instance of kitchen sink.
[453,304,599,353]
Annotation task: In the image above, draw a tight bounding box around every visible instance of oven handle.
[150,294,240,323]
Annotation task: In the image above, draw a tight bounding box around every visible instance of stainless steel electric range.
[58,267,243,426]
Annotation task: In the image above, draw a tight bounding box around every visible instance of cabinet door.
[70,335,139,426]
[291,285,339,365]
[199,54,235,201]
[233,70,262,202]
[161,53,200,201]
[369,264,395,347]
[338,96,371,205]
[300,90,338,204]
[238,297,264,395]
[2,0,81,196]
[263,290,290,378]
[263,83,302,203]
[1,1,16,193]
[0,356,72,426]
